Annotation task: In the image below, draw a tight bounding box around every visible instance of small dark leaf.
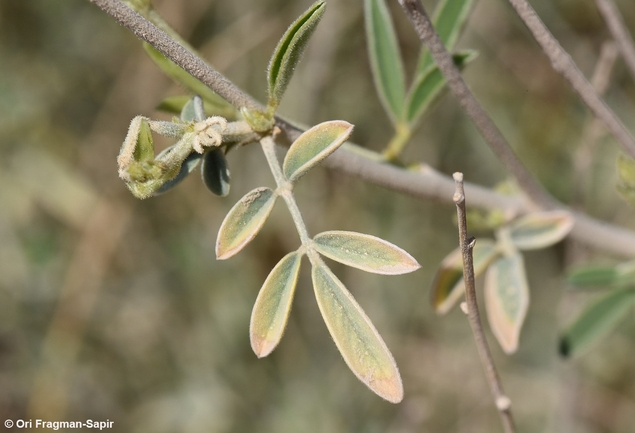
[201,149,231,196]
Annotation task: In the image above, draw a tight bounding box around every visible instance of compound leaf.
[283,120,353,182]
[313,231,419,275]
[508,210,574,250]
[364,0,406,123]
[250,251,303,357]
[430,239,499,314]
[560,287,635,357]
[312,261,403,403]
[485,252,529,354]
[267,1,325,109]
[216,187,277,260]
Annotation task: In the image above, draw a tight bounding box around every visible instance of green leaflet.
[311,261,403,403]
[568,266,622,288]
[250,251,303,358]
[560,287,635,357]
[567,262,635,289]
[405,51,477,126]
[267,1,326,110]
[216,187,277,260]
[283,120,353,182]
[364,0,406,123]
[485,252,529,354]
[312,230,420,275]
[430,239,499,315]
[415,0,474,75]
[508,210,574,250]
[201,149,231,197]
[132,116,155,162]
[143,44,236,119]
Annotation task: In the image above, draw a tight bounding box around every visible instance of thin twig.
[87,0,635,257]
[396,0,556,210]
[453,172,517,433]
[573,41,618,206]
[596,0,635,84]
[503,0,635,159]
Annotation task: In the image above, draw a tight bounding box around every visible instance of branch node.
[496,395,512,412]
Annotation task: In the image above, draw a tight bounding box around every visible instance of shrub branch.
[88,0,635,257]
[453,172,517,433]
[595,0,635,84]
[503,0,635,158]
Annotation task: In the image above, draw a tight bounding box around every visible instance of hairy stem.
[260,136,312,249]
[504,0,635,158]
[88,0,635,257]
[453,172,517,433]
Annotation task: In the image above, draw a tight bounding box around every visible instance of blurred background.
[1,0,635,431]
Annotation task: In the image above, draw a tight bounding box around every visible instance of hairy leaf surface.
[508,210,573,250]
[283,120,353,182]
[216,187,277,259]
[312,262,403,403]
[267,1,325,109]
[313,231,419,275]
[364,0,406,122]
[154,150,202,195]
[250,251,302,357]
[485,252,529,354]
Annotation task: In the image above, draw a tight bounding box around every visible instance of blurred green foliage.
[1,0,635,432]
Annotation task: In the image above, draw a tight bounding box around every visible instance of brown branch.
[503,0,635,159]
[453,172,517,433]
[596,0,635,84]
[396,0,556,210]
[87,0,635,257]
